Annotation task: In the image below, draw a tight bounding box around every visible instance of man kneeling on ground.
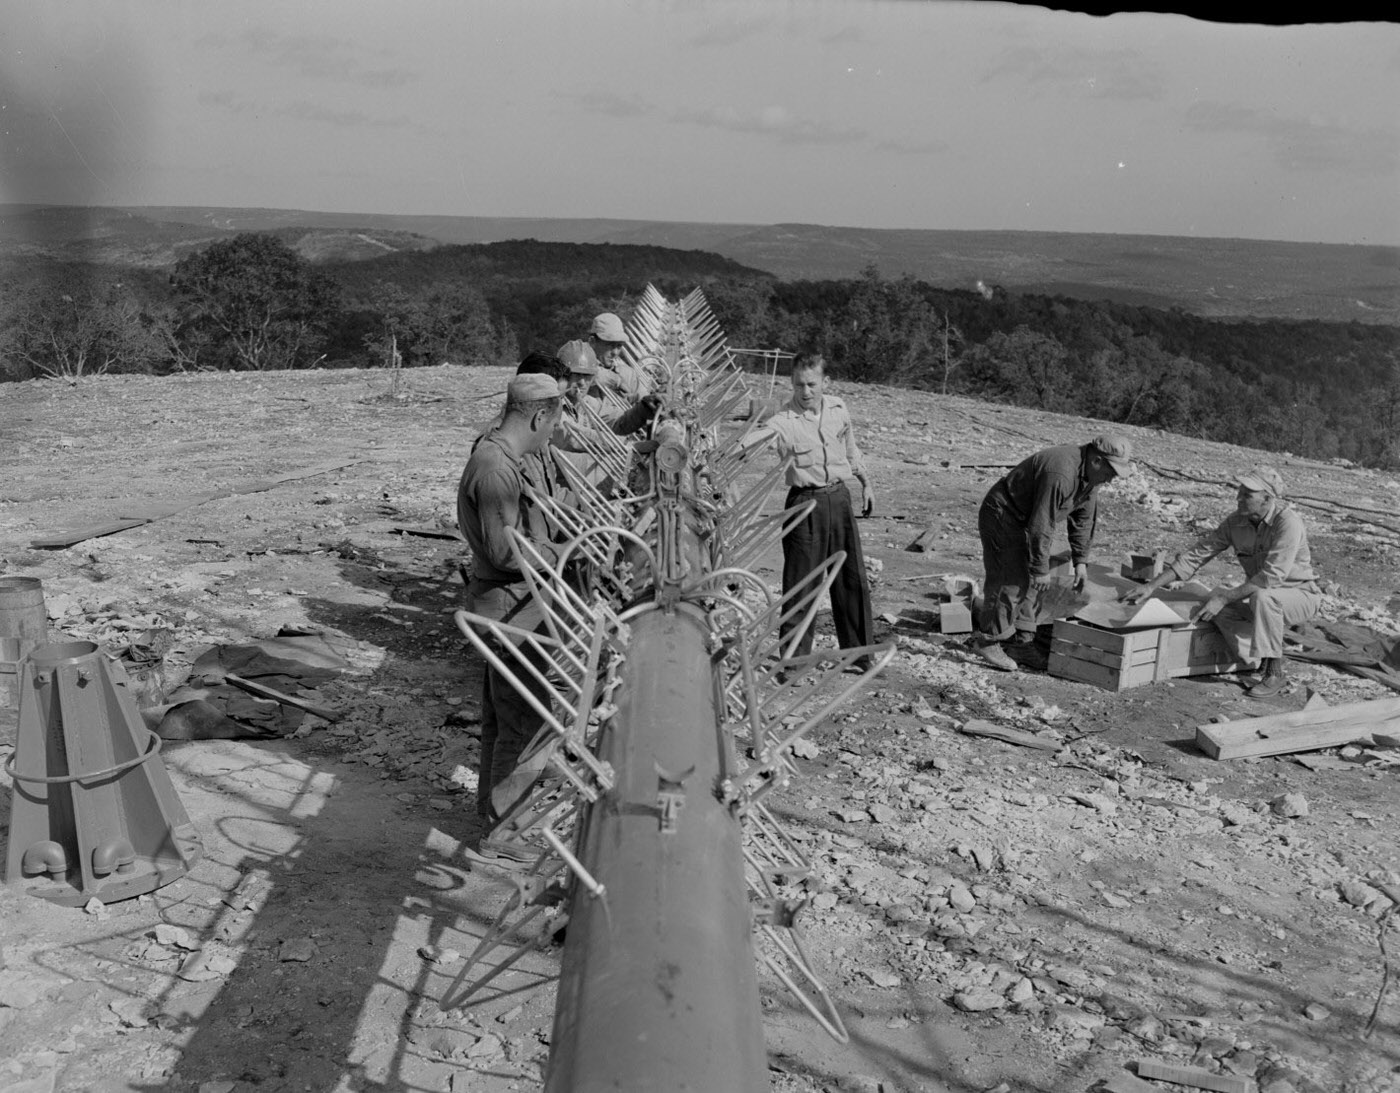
[1121,464,1322,698]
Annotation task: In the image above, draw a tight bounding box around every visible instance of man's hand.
[1072,563,1089,592]
[1194,594,1228,623]
[1119,575,1165,604]
[859,479,874,517]
[1028,574,1053,593]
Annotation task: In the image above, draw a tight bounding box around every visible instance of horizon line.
[1,200,1396,251]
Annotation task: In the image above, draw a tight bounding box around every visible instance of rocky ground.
[1,364,1399,1093]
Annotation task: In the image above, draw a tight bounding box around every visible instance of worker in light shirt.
[741,353,875,670]
[1122,464,1321,698]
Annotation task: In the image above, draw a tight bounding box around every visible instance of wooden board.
[1049,618,1246,691]
[30,518,150,549]
[1135,1059,1255,1093]
[1195,697,1400,760]
[27,459,365,550]
[957,719,1061,751]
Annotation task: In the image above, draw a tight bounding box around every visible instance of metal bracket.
[655,763,694,834]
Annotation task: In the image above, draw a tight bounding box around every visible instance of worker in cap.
[587,312,653,402]
[1122,463,1321,697]
[456,369,567,864]
[553,338,662,493]
[972,433,1135,672]
[556,339,599,406]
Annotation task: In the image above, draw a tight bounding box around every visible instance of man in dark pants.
[741,353,875,668]
[457,373,565,861]
[973,434,1134,671]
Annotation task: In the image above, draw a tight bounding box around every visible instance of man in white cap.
[973,434,1133,671]
[456,372,565,861]
[587,312,651,402]
[1122,464,1321,697]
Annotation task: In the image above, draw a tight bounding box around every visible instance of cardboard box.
[938,602,974,634]
[1120,550,1167,582]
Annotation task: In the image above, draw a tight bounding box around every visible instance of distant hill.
[322,238,769,296]
[1,203,1396,324]
[0,205,441,268]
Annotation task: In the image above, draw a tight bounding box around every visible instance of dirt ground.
[2,364,1399,1093]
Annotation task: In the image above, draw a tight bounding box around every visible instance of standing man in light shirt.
[1121,464,1322,698]
[741,353,875,670]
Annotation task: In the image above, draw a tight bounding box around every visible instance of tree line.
[2,232,1396,468]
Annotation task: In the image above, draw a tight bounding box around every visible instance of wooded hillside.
[2,234,1396,468]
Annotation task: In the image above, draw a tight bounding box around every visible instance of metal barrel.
[0,576,48,709]
[545,603,766,1093]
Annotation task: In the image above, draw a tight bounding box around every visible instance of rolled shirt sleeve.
[1169,522,1231,582]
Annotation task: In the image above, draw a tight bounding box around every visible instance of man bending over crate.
[973,435,1134,672]
[1121,465,1322,698]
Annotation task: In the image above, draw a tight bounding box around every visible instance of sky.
[1,1,1397,246]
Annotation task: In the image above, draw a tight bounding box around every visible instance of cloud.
[687,17,773,48]
[1183,101,1399,175]
[874,136,949,156]
[196,29,417,88]
[820,26,866,46]
[982,44,1164,100]
[573,90,654,120]
[198,90,407,130]
[670,104,866,146]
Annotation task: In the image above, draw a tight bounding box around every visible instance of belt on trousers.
[790,481,846,495]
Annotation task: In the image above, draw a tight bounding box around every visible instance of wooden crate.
[1048,618,1246,691]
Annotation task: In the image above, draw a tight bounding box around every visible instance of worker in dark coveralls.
[457,373,565,861]
[973,434,1133,671]
[1121,464,1321,698]
[741,353,875,669]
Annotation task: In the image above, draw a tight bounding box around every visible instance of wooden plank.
[1195,697,1400,760]
[956,719,1061,751]
[116,493,227,521]
[30,517,150,549]
[1153,627,1171,683]
[393,525,463,541]
[905,526,938,552]
[27,460,365,550]
[1135,1059,1255,1093]
[1101,1072,1159,1093]
[1049,650,1130,690]
[1342,664,1400,695]
[1052,620,1134,655]
[1052,638,1164,671]
[1051,640,1129,670]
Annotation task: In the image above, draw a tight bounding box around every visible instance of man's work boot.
[1010,643,1049,672]
[1248,658,1287,698]
[972,638,1017,672]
